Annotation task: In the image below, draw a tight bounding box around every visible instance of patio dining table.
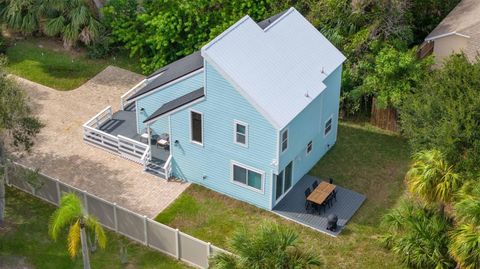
[307,181,336,205]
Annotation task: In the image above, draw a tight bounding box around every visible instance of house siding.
[169,62,277,210]
[274,65,342,207]
[136,72,204,135]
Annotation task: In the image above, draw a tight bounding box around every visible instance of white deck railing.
[163,155,173,179]
[83,106,172,179]
[84,106,113,128]
[120,79,146,110]
[117,135,149,163]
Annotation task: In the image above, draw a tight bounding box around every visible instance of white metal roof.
[201,7,346,130]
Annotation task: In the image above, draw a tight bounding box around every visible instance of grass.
[5,38,142,91]
[156,122,411,268]
[0,187,188,269]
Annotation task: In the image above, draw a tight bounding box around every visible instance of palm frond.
[209,252,239,269]
[67,219,81,258]
[48,193,82,241]
[44,16,66,36]
[85,215,106,250]
[449,223,480,269]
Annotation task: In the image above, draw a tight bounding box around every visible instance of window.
[281,129,288,152]
[190,111,203,144]
[306,141,313,155]
[275,161,293,200]
[234,121,248,146]
[324,116,333,136]
[232,163,263,192]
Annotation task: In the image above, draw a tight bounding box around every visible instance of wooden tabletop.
[307,182,336,205]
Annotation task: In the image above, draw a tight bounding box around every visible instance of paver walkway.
[10,66,190,218]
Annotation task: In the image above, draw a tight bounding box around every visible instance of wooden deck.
[99,109,170,165]
[273,174,365,236]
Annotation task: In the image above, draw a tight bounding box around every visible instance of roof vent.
[305,91,310,98]
[321,67,326,75]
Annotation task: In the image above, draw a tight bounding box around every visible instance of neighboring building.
[424,0,480,66]
[85,7,345,211]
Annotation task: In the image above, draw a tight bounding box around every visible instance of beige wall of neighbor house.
[432,35,469,66]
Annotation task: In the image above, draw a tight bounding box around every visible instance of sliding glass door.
[275,161,293,201]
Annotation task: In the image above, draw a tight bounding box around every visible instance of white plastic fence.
[6,161,229,268]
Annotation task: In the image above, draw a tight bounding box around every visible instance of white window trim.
[324,114,333,137]
[233,120,248,148]
[274,161,294,204]
[280,128,289,153]
[230,161,265,194]
[306,141,313,155]
[190,110,204,146]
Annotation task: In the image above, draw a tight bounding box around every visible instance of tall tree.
[405,149,461,214]
[0,56,42,227]
[210,222,321,269]
[400,54,480,174]
[49,193,106,269]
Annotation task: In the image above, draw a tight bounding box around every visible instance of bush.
[0,34,8,54]
[87,36,112,59]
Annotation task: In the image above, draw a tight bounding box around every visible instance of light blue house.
[123,8,345,210]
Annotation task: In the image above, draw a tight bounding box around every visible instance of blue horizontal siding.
[135,72,204,135]
[274,65,342,207]
[170,62,277,210]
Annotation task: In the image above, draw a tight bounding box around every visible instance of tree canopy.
[400,55,480,174]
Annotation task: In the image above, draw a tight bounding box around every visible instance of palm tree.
[42,0,103,49]
[0,0,40,34]
[49,193,106,269]
[449,181,480,269]
[381,199,455,269]
[210,222,322,269]
[405,149,461,214]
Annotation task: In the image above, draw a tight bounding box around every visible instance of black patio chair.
[331,189,337,202]
[304,188,315,213]
[329,177,334,184]
[312,180,319,190]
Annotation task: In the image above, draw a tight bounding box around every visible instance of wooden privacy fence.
[5,161,228,268]
[370,98,400,132]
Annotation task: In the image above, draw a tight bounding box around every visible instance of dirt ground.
[10,66,190,218]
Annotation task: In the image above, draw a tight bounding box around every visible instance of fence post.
[55,180,61,205]
[175,229,180,260]
[143,215,148,246]
[207,242,211,267]
[83,191,89,214]
[4,162,10,187]
[113,202,118,232]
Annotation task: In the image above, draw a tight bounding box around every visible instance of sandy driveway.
[11,66,189,218]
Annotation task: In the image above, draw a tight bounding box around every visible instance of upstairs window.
[234,121,248,146]
[324,116,333,136]
[281,129,288,152]
[190,111,203,145]
[306,141,313,155]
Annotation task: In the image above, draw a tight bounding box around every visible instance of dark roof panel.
[143,87,205,123]
[257,9,289,29]
[128,51,203,101]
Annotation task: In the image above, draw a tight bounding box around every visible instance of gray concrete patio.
[273,174,366,236]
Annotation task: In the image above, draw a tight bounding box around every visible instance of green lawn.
[156,122,411,268]
[5,38,141,91]
[0,187,188,269]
